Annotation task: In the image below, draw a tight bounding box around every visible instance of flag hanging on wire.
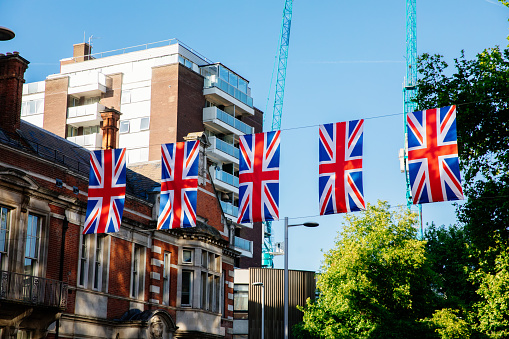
[237,131,280,223]
[84,148,126,234]
[157,140,200,229]
[407,105,464,204]
[319,120,365,215]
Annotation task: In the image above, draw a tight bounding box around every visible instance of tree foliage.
[414,47,509,263]
[415,46,509,338]
[297,201,435,338]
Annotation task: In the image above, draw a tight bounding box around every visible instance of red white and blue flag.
[157,141,200,229]
[319,120,365,215]
[237,131,280,223]
[84,148,126,234]
[407,105,464,204]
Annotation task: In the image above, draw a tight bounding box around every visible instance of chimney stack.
[0,52,29,135]
[100,108,121,150]
[73,42,92,63]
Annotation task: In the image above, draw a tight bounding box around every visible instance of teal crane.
[403,0,423,237]
[262,0,294,268]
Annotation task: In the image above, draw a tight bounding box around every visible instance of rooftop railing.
[63,38,214,64]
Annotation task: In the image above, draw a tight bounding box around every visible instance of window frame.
[24,214,41,276]
[130,244,146,300]
[0,206,10,270]
[163,252,171,306]
[181,269,193,307]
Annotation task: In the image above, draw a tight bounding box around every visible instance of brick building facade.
[21,40,263,269]
[0,44,251,338]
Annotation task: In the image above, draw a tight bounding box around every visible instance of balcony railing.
[67,103,105,119]
[67,133,102,148]
[234,236,253,253]
[208,137,239,159]
[203,78,253,108]
[216,169,239,188]
[68,72,107,89]
[220,201,239,217]
[203,107,254,135]
[0,271,68,309]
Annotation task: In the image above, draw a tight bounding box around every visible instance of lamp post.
[252,282,265,339]
[284,217,319,339]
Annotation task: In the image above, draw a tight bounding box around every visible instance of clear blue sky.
[2,0,507,272]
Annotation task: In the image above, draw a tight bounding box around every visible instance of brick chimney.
[0,52,29,135]
[73,42,92,63]
[100,107,121,150]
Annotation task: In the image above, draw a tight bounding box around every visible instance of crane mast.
[262,0,294,268]
[403,0,423,236]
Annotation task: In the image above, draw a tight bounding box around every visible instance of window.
[78,234,87,286]
[93,235,104,289]
[131,244,145,299]
[201,251,207,268]
[181,270,192,306]
[83,125,100,135]
[201,272,207,309]
[0,207,9,270]
[234,284,248,311]
[199,250,221,312]
[21,99,44,116]
[67,126,78,137]
[78,233,109,291]
[182,249,193,264]
[222,271,226,317]
[140,117,150,131]
[69,96,79,107]
[163,252,171,305]
[84,96,100,105]
[119,121,130,134]
[24,214,41,276]
[121,90,131,104]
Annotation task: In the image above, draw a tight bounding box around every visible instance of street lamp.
[284,217,319,339]
[252,282,265,339]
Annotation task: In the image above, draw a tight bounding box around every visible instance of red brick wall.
[176,65,205,142]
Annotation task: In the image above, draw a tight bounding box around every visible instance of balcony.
[67,133,102,149]
[68,71,107,96]
[203,107,254,136]
[207,136,239,164]
[67,103,105,126]
[221,201,239,218]
[201,64,254,115]
[234,236,253,257]
[0,271,68,309]
[214,169,239,193]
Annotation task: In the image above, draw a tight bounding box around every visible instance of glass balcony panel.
[234,236,253,252]
[220,201,239,217]
[215,138,239,159]
[215,169,239,188]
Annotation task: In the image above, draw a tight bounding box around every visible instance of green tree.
[415,47,509,266]
[424,223,477,309]
[297,201,436,339]
[415,46,509,338]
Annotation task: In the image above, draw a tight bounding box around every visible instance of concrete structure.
[21,39,263,268]
[0,45,257,338]
[233,268,316,339]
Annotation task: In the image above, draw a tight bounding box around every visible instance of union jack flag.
[84,148,126,234]
[157,141,199,229]
[237,131,280,223]
[319,120,365,215]
[407,105,464,204]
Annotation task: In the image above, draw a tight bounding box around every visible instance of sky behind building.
[1,0,507,272]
